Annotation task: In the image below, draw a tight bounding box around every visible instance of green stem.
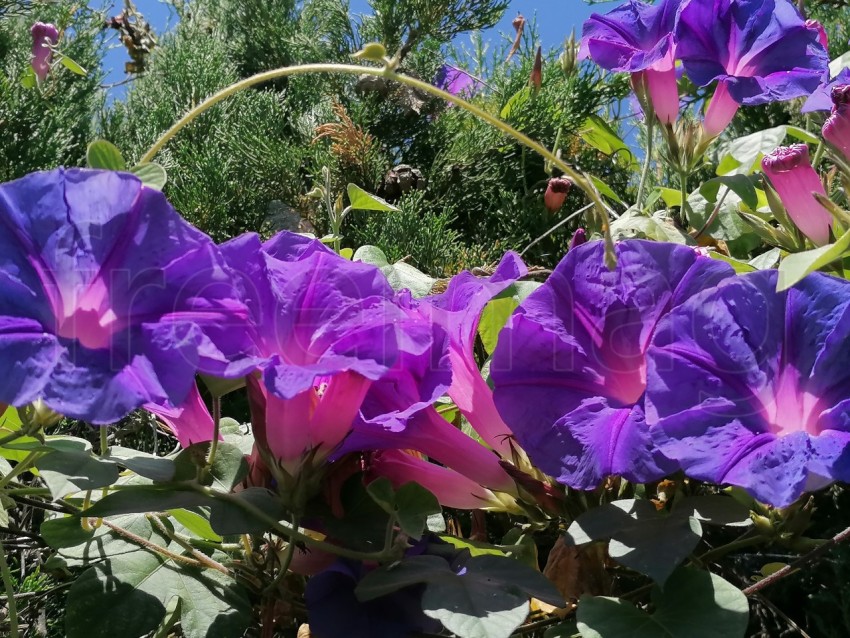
[812,141,825,169]
[195,485,398,563]
[636,118,655,210]
[679,170,690,226]
[0,538,18,638]
[207,396,221,469]
[0,451,41,491]
[697,532,765,564]
[264,515,301,594]
[99,425,109,456]
[137,63,611,232]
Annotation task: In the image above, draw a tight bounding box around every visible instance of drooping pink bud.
[367,450,512,511]
[703,80,740,138]
[569,228,587,250]
[762,144,833,246]
[544,177,572,212]
[823,85,850,163]
[529,46,543,90]
[31,22,59,82]
[805,19,829,50]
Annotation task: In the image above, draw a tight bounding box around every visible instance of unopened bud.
[569,228,587,250]
[529,46,543,91]
[544,177,571,212]
[559,32,577,77]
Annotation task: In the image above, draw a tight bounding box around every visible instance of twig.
[520,203,594,256]
[742,525,850,596]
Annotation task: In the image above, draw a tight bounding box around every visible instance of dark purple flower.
[221,232,446,475]
[434,65,483,99]
[802,69,850,113]
[0,169,249,423]
[761,144,832,246]
[646,270,850,507]
[579,0,681,124]
[491,240,733,489]
[676,0,829,135]
[31,22,58,82]
[305,558,438,638]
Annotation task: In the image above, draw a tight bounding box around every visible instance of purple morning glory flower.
[0,169,249,424]
[145,384,216,448]
[420,252,527,460]
[221,231,447,475]
[31,22,58,82]
[676,0,829,136]
[802,69,850,113]
[491,240,733,490]
[646,270,850,507]
[579,0,681,124]
[305,558,439,638]
[434,65,483,99]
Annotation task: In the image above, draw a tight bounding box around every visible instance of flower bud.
[805,19,829,50]
[529,46,543,91]
[761,144,833,246]
[569,228,587,250]
[544,177,572,212]
[31,22,59,82]
[823,85,850,163]
[559,32,577,77]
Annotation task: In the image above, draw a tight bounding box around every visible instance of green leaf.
[86,140,126,171]
[591,176,624,204]
[352,245,436,296]
[315,475,391,552]
[438,535,505,557]
[478,281,540,355]
[700,175,758,211]
[84,486,212,518]
[340,247,354,260]
[199,374,246,399]
[107,446,176,482]
[366,477,396,514]
[356,555,455,601]
[785,126,819,145]
[708,252,756,274]
[500,86,533,120]
[830,51,850,78]
[220,419,254,456]
[130,163,167,190]
[168,509,222,542]
[209,488,286,536]
[48,513,170,566]
[544,619,579,637]
[672,495,752,528]
[748,248,781,270]
[577,567,748,638]
[35,449,121,500]
[423,582,529,638]
[579,116,639,169]
[564,499,702,586]
[60,55,87,75]
[394,481,441,540]
[716,126,787,176]
[347,184,398,212]
[208,442,248,492]
[688,190,759,253]
[610,210,690,244]
[777,227,850,291]
[65,547,251,638]
[657,187,683,208]
[20,67,37,88]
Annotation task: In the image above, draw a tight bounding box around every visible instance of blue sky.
[98,1,598,90]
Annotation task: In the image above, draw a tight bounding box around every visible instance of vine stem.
[137,62,615,257]
[742,525,850,596]
[0,538,19,638]
[194,485,398,563]
[207,396,221,469]
[636,117,654,210]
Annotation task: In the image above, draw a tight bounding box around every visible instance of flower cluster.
[492,240,850,508]
[580,0,829,136]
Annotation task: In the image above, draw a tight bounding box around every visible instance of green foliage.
[0,3,105,181]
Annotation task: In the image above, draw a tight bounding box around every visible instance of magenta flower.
[421,252,527,459]
[221,232,447,475]
[676,0,829,137]
[145,384,215,448]
[647,270,850,507]
[0,169,249,423]
[579,0,681,124]
[368,449,511,511]
[823,85,850,163]
[31,22,58,82]
[761,144,833,246]
[491,240,733,490]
